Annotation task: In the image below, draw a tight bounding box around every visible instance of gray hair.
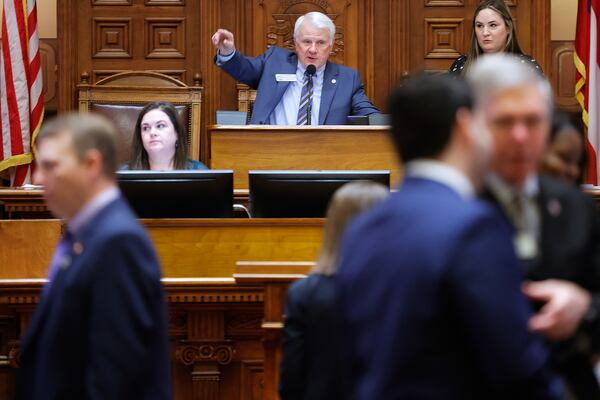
[37,112,119,179]
[466,53,553,112]
[294,12,336,45]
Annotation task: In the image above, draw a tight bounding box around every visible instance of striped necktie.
[296,71,314,125]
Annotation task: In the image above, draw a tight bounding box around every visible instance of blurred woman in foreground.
[279,181,389,400]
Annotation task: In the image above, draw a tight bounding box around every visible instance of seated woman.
[449,0,542,76]
[124,101,208,170]
[541,111,587,185]
[279,181,389,400]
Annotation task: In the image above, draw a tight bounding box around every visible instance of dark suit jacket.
[279,273,345,400]
[217,46,379,124]
[336,177,562,400]
[17,196,171,400]
[483,174,600,399]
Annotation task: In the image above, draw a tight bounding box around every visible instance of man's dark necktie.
[296,70,314,125]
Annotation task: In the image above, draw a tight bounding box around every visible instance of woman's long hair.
[129,101,189,170]
[313,181,389,276]
[465,0,523,71]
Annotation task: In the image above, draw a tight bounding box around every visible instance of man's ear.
[453,107,475,146]
[83,149,104,178]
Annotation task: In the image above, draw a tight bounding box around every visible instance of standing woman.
[126,102,208,170]
[449,0,543,75]
[279,181,389,400]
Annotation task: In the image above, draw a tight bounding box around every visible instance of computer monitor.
[346,114,391,125]
[117,170,234,218]
[249,170,390,218]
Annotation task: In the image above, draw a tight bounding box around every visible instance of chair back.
[78,71,203,164]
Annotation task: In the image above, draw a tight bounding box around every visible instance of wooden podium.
[208,125,402,191]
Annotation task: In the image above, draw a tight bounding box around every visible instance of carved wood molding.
[551,41,579,111]
[8,340,19,368]
[176,341,234,366]
[167,292,263,303]
[0,283,263,305]
[531,0,551,74]
[390,0,410,83]
[58,0,79,111]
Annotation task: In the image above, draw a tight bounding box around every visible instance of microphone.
[306,64,316,125]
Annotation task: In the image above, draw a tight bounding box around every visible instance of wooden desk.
[0,188,252,218]
[0,218,324,279]
[0,188,51,219]
[208,125,402,191]
[0,219,318,400]
[0,265,310,400]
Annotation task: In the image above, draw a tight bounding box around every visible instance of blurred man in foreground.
[336,73,562,399]
[470,54,600,399]
[17,113,171,400]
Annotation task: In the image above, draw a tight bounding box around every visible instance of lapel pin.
[547,199,561,217]
[331,79,336,84]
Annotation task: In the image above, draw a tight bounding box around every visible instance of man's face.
[294,22,333,70]
[34,132,90,219]
[485,85,550,186]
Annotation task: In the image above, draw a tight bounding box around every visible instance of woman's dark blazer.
[279,273,346,400]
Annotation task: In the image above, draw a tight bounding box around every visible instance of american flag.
[0,0,44,186]
[575,0,600,184]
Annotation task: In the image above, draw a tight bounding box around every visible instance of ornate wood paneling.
[93,0,133,4]
[0,280,267,400]
[39,39,58,113]
[240,360,264,400]
[145,18,186,58]
[426,0,465,6]
[92,17,133,58]
[147,0,185,5]
[424,18,464,59]
[552,41,579,112]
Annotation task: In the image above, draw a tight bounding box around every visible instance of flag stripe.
[5,0,29,155]
[0,0,44,186]
[1,8,25,157]
[575,0,600,184]
[13,0,29,77]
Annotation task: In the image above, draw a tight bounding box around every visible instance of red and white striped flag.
[575,0,600,184]
[0,0,44,186]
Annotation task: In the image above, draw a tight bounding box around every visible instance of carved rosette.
[176,342,234,366]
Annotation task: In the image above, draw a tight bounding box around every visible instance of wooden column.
[234,261,313,400]
[175,310,233,400]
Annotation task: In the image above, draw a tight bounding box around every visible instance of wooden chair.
[77,71,204,164]
[237,83,256,124]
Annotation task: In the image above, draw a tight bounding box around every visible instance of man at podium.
[212,11,379,125]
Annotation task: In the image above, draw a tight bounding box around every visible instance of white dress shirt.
[217,50,325,125]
